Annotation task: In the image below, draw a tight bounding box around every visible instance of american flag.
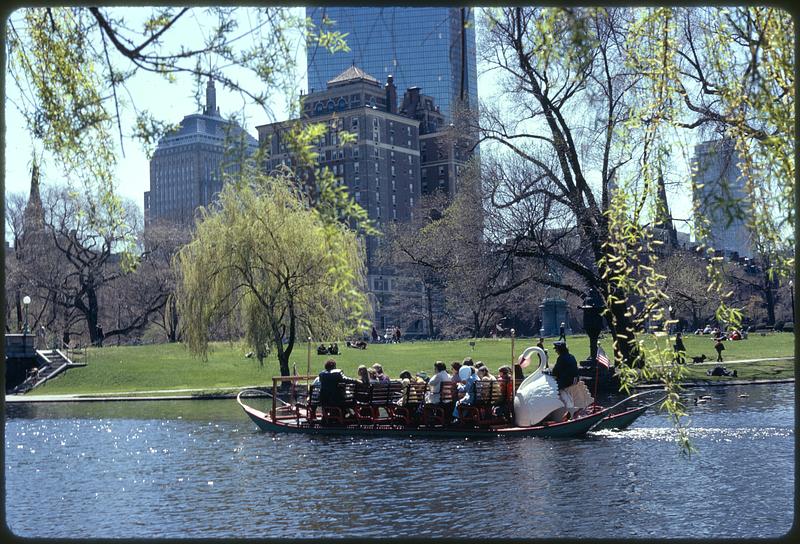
[596,346,611,368]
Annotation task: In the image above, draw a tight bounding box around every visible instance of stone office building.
[144,79,259,227]
[257,65,469,335]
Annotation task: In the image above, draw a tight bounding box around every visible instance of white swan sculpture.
[512,346,595,427]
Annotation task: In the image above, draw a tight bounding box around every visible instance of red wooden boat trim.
[237,390,612,438]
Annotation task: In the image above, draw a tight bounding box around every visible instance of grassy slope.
[28,333,795,395]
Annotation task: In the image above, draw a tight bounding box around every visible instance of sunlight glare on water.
[4,383,794,539]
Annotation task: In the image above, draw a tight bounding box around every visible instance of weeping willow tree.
[625,6,794,327]
[176,165,368,375]
[477,6,794,452]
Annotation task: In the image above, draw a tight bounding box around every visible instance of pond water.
[4,383,794,539]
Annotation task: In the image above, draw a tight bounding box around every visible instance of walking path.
[5,385,273,403]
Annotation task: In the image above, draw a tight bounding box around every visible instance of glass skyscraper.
[306,7,478,121]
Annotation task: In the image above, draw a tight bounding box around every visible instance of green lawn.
[27,332,795,396]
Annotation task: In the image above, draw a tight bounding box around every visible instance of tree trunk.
[764,275,776,326]
[603,287,644,368]
[85,287,103,347]
[425,285,436,338]
[15,289,22,331]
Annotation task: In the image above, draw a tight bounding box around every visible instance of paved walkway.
[5,385,274,403]
[689,356,794,366]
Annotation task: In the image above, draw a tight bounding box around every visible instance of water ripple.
[4,383,794,539]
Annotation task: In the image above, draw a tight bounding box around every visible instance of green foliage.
[175,164,367,373]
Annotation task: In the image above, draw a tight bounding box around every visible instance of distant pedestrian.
[394,327,401,343]
[558,322,566,342]
[371,327,379,343]
[714,338,725,362]
[674,333,686,364]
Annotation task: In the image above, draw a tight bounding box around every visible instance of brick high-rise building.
[257,66,467,334]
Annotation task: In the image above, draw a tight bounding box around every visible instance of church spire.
[23,158,44,232]
[205,77,218,116]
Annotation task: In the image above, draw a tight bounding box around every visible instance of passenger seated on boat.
[367,368,379,383]
[357,365,371,386]
[494,367,514,420]
[477,366,495,381]
[425,362,450,404]
[453,366,478,419]
[450,361,462,382]
[397,371,414,406]
[318,359,356,407]
[371,363,390,383]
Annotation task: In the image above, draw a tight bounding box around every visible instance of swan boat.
[237,346,665,438]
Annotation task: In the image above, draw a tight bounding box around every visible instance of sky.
[4,6,695,233]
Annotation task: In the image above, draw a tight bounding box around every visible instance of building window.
[410,197,414,207]
[391,165,395,176]
[354,162,359,173]
[355,191,361,202]
[353,147,359,158]
[439,166,445,176]
[374,147,380,159]
[351,118,359,131]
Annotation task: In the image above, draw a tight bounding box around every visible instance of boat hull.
[592,404,648,431]
[238,392,609,439]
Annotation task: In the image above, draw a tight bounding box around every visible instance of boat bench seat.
[421,381,457,427]
[298,383,358,425]
[354,381,404,424]
[456,380,512,426]
[392,382,428,425]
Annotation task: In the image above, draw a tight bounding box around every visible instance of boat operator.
[551,341,580,391]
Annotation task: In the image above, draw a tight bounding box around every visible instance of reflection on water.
[5,383,794,539]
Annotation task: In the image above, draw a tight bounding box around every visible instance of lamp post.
[790,281,795,324]
[22,295,31,334]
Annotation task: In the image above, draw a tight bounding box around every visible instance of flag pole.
[511,328,516,392]
[306,336,312,393]
[593,354,600,406]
